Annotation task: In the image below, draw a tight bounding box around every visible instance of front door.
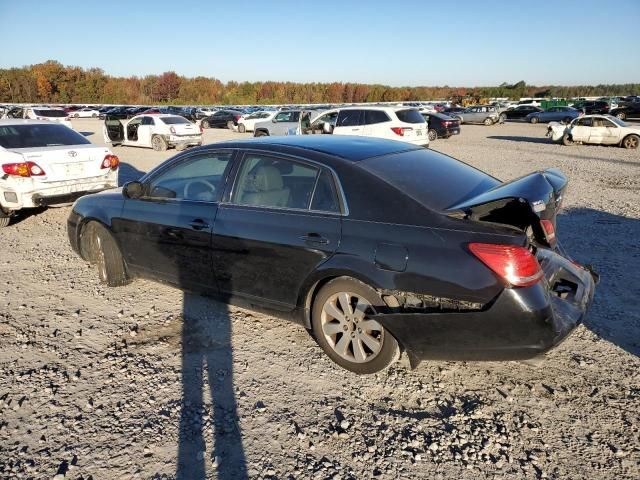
[113,150,236,292]
[212,152,342,309]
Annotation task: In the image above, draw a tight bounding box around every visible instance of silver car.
[454,105,500,125]
[254,110,318,137]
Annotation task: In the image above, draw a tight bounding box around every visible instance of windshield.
[160,116,190,125]
[0,124,91,148]
[33,109,67,118]
[360,149,499,211]
[609,117,627,127]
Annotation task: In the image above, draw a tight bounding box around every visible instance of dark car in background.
[421,112,461,140]
[501,105,543,120]
[101,107,131,120]
[67,136,596,374]
[572,101,609,115]
[609,103,640,121]
[525,106,582,124]
[201,109,244,129]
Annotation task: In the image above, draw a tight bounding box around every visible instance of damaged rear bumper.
[372,248,596,366]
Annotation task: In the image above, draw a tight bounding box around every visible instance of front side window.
[274,112,296,122]
[146,152,233,202]
[233,154,318,209]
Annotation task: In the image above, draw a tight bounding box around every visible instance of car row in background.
[1,106,74,128]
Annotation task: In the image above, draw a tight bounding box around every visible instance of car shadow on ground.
[176,293,248,479]
[487,135,551,144]
[118,162,146,186]
[558,207,640,357]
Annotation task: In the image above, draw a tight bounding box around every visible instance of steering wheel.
[183,179,217,201]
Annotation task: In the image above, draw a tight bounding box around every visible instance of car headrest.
[246,165,284,192]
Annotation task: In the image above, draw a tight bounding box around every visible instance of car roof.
[0,119,59,126]
[211,135,422,162]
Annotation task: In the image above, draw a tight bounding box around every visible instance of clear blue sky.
[1,0,639,86]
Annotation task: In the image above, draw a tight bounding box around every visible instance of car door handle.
[189,219,210,230]
[300,233,330,245]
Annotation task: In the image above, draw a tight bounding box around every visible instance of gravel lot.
[1,118,638,479]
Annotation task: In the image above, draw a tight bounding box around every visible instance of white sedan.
[548,114,640,149]
[103,114,203,151]
[0,119,118,227]
[70,107,100,118]
[237,111,276,133]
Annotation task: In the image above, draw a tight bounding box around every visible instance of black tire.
[622,134,639,149]
[226,120,235,129]
[615,112,626,120]
[83,222,129,287]
[92,113,97,118]
[254,130,268,137]
[0,211,10,228]
[151,135,167,151]
[427,129,437,141]
[562,132,574,146]
[238,124,246,133]
[311,277,400,374]
[74,113,79,118]
[202,120,210,129]
[530,116,539,124]
[483,117,494,126]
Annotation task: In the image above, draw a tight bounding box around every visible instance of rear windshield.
[0,124,91,148]
[360,149,499,211]
[160,116,190,125]
[395,109,425,124]
[33,109,67,118]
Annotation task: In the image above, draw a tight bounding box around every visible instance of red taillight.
[468,243,543,287]
[101,154,119,170]
[540,219,556,245]
[2,161,46,177]
[199,124,204,133]
[170,126,176,134]
[234,115,241,120]
[391,127,412,136]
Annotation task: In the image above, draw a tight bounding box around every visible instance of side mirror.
[272,118,278,123]
[123,181,143,199]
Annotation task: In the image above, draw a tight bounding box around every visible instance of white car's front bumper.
[1,171,118,211]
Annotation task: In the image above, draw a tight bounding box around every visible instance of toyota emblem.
[68,151,78,158]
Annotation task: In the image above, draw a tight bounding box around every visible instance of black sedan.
[201,109,244,129]
[67,136,596,373]
[421,112,461,140]
[501,105,543,120]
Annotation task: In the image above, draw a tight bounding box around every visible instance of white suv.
[309,106,428,147]
[3,106,73,129]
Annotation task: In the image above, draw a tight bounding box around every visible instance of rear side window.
[141,116,155,126]
[395,109,425,124]
[364,110,390,125]
[33,109,67,118]
[336,110,363,127]
[311,170,340,213]
[0,124,90,148]
[160,116,190,125]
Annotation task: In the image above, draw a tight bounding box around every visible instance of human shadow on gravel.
[557,207,640,357]
[118,162,146,186]
[176,293,248,479]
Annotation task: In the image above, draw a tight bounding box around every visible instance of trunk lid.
[446,168,568,246]
[170,122,199,136]
[11,144,112,182]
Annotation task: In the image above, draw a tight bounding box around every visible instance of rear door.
[211,151,342,308]
[114,150,236,291]
[362,109,392,137]
[570,117,592,142]
[137,116,155,146]
[334,110,365,135]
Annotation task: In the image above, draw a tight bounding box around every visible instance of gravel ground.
[1,118,638,480]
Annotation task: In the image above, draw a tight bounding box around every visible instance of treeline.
[1,61,639,105]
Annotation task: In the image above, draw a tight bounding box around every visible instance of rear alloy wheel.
[238,123,246,133]
[226,120,235,129]
[254,130,268,137]
[202,120,210,129]
[151,135,167,151]
[622,134,639,149]
[530,116,539,124]
[428,129,437,141]
[562,132,574,146]
[483,117,494,126]
[616,112,626,120]
[92,113,97,118]
[0,210,10,228]
[312,278,400,374]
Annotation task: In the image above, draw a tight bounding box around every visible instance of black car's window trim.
[137,148,238,204]
[223,149,349,216]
